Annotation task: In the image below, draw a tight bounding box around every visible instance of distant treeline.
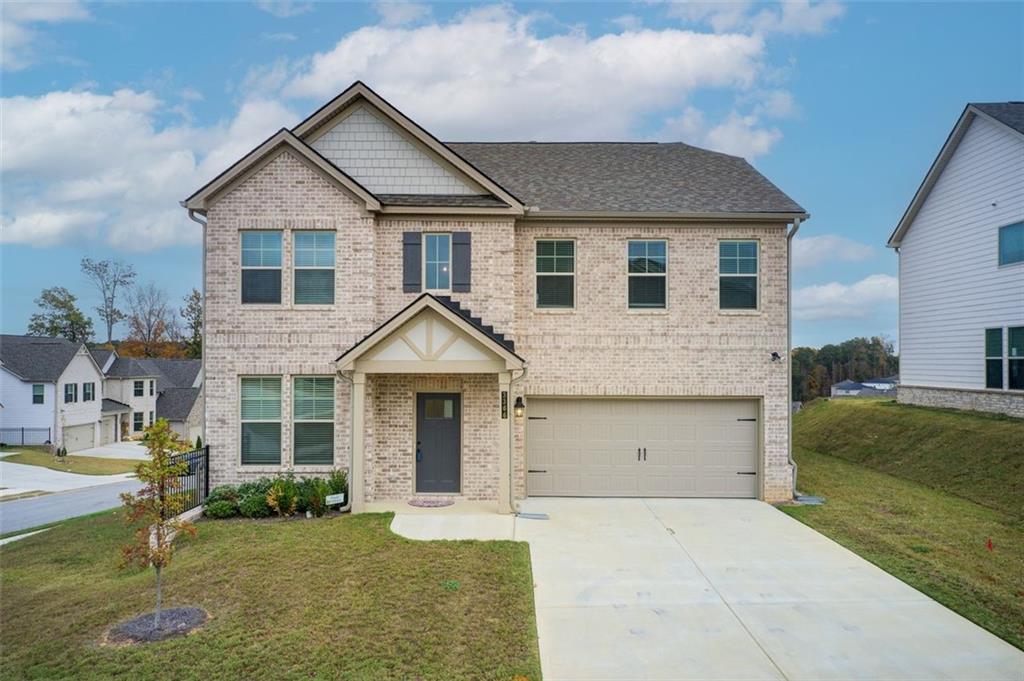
[792,336,898,402]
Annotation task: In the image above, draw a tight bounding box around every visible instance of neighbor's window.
[985,328,1003,389]
[134,380,144,397]
[149,410,155,426]
[424,233,451,292]
[536,240,575,308]
[294,231,335,305]
[628,240,667,309]
[64,383,77,403]
[83,382,95,402]
[241,231,282,304]
[720,240,758,310]
[240,377,281,465]
[293,377,334,466]
[1010,326,1024,390]
[32,384,44,405]
[133,412,144,432]
[998,222,1024,266]
[149,380,155,396]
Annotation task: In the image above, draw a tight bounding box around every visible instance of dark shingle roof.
[104,357,202,421]
[432,295,516,355]
[144,359,201,390]
[833,380,865,389]
[106,357,159,378]
[446,142,804,215]
[0,335,82,381]
[157,387,200,421]
[90,348,114,368]
[102,398,132,414]
[972,102,1024,135]
[377,194,508,208]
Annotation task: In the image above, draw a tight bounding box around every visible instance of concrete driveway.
[73,441,149,460]
[511,498,1023,681]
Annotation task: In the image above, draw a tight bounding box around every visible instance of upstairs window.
[240,377,281,465]
[149,380,155,396]
[241,231,282,304]
[985,328,1003,389]
[64,383,77,403]
[536,240,575,309]
[424,233,451,292]
[134,380,144,397]
[294,231,335,304]
[1010,327,1024,390]
[628,240,667,309]
[32,384,44,405]
[83,382,95,402]
[998,222,1024,266]
[134,412,143,432]
[293,377,334,466]
[720,241,758,310]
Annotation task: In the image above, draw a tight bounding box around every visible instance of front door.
[416,393,461,493]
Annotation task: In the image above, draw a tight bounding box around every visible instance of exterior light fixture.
[771,352,782,362]
[513,396,525,418]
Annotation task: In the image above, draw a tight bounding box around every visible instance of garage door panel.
[64,423,95,452]
[527,398,758,498]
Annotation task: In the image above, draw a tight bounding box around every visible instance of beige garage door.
[100,416,116,445]
[526,399,759,498]
[63,423,95,452]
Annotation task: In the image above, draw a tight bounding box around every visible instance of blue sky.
[2,1,1022,347]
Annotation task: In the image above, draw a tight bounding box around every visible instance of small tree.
[120,419,195,630]
[81,257,136,344]
[27,287,93,342]
[181,288,202,359]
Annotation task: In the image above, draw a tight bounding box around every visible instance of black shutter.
[403,232,422,293]
[452,232,472,292]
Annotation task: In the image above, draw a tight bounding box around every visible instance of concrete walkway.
[390,498,1024,680]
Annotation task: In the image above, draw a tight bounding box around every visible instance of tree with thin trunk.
[81,258,136,343]
[124,282,182,357]
[180,288,202,359]
[120,419,195,630]
[27,287,93,342]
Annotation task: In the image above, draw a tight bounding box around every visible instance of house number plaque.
[501,391,508,419]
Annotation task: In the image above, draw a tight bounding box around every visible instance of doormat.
[408,498,455,508]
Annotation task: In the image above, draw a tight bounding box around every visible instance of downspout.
[335,369,354,513]
[786,216,804,497]
[187,209,208,443]
[509,365,527,513]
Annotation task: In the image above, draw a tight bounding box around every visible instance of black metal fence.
[0,427,52,446]
[163,445,210,518]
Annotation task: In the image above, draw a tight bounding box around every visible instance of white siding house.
[888,103,1024,417]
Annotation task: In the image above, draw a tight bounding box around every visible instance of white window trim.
[240,230,284,306]
[292,375,335,467]
[239,375,283,467]
[985,327,1004,390]
[535,238,576,311]
[422,232,452,293]
[64,383,77,403]
[32,384,44,405]
[293,231,336,306]
[1007,326,1024,392]
[149,410,155,426]
[626,239,668,312]
[134,380,144,397]
[149,380,154,396]
[83,382,95,402]
[133,411,144,432]
[997,222,1024,269]
[718,239,760,313]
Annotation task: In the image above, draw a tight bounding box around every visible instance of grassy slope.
[783,399,1024,650]
[792,399,1024,516]
[1,450,139,475]
[0,512,541,681]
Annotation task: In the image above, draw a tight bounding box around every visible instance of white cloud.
[1,209,104,246]
[1,0,89,70]
[373,1,431,27]
[792,234,875,269]
[610,14,644,31]
[793,274,898,321]
[703,112,782,158]
[261,31,298,42]
[664,1,844,36]
[254,1,312,18]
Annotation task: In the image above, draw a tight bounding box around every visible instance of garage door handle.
[737,418,757,422]
[528,469,547,474]
[736,471,757,475]
[643,447,647,461]
[637,447,641,462]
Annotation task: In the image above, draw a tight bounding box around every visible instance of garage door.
[100,416,116,446]
[526,399,759,498]
[63,423,95,452]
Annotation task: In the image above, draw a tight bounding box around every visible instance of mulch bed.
[106,607,208,644]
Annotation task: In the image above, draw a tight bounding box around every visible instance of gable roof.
[449,142,806,217]
[157,387,201,421]
[106,357,160,379]
[182,128,382,213]
[888,102,1024,247]
[101,398,132,414]
[90,348,115,370]
[0,335,84,382]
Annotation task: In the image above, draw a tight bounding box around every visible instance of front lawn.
[1,450,140,475]
[0,511,541,680]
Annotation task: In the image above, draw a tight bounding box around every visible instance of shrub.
[206,485,239,505]
[204,499,238,519]
[266,476,298,517]
[194,435,203,449]
[327,468,348,496]
[238,494,271,518]
[237,478,274,499]
[304,478,330,517]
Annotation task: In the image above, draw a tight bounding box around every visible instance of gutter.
[186,209,208,444]
[335,369,355,514]
[786,216,804,497]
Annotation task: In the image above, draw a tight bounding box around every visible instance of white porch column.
[351,372,366,514]
[498,371,513,514]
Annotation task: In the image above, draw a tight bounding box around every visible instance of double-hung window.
[134,380,144,397]
[133,412,144,432]
[149,380,154,396]
[985,328,1003,389]
[628,240,667,309]
[83,382,95,401]
[64,384,77,403]
[32,384,44,405]
[294,231,335,304]
[719,240,758,310]
[424,233,451,292]
[998,222,1024,266]
[293,377,334,465]
[536,240,575,308]
[241,231,282,304]
[1010,327,1024,390]
[149,410,155,426]
[240,377,281,465]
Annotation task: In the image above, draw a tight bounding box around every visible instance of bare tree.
[125,282,181,356]
[81,258,136,343]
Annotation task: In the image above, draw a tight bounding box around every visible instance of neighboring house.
[181,81,808,512]
[861,375,899,391]
[888,102,1024,418]
[829,379,896,398]
[0,335,106,451]
[100,352,204,443]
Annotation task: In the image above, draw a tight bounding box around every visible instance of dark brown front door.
[416,393,461,493]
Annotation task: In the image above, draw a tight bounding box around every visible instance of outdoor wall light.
[771,352,782,362]
[513,396,526,418]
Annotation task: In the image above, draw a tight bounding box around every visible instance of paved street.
[0,479,143,535]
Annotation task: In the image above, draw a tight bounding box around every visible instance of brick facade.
[898,385,1024,419]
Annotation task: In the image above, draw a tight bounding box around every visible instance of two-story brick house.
[182,82,807,513]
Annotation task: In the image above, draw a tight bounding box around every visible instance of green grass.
[0,511,541,680]
[1,450,140,475]
[782,399,1024,650]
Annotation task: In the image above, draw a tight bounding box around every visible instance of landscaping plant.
[266,476,299,517]
[304,478,330,517]
[238,494,272,518]
[119,419,194,631]
[327,468,348,497]
[204,500,238,519]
